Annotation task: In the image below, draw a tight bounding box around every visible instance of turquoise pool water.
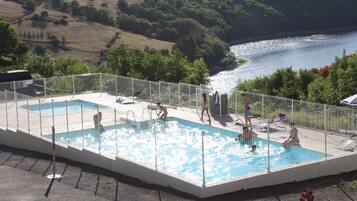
[22,99,107,117]
[49,117,325,184]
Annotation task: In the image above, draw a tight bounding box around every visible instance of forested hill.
[117,0,357,68]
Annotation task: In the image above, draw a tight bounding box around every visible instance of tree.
[23,0,36,12]
[0,17,27,63]
[117,0,128,12]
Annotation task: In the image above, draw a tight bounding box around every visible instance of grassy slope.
[0,0,173,64]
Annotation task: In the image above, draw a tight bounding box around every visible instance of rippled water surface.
[210,31,357,93]
[50,118,325,184]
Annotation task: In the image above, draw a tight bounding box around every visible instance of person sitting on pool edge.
[157,102,168,121]
[283,122,300,148]
[93,112,105,133]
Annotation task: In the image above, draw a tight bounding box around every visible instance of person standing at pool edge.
[241,94,252,126]
[201,93,211,124]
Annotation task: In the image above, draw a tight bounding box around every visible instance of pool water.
[50,118,325,184]
[22,99,107,117]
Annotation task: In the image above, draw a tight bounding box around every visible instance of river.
[209,30,357,94]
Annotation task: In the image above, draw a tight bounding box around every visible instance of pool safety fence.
[0,73,357,186]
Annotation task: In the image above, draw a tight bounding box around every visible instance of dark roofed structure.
[0,70,32,83]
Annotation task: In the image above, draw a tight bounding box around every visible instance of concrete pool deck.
[1,145,357,201]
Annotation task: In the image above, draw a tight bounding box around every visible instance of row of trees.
[237,54,357,105]
[51,0,114,25]
[1,17,209,85]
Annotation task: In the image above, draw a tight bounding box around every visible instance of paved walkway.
[1,145,357,201]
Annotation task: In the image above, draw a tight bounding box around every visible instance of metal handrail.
[142,108,152,120]
[126,110,136,122]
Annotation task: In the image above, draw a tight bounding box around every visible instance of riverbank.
[209,58,249,76]
[228,26,357,45]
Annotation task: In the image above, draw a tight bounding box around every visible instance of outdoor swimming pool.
[50,117,326,184]
[22,99,107,117]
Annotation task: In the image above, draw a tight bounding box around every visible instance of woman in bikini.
[200,93,211,124]
[241,94,252,126]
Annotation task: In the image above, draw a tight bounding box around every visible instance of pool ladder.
[126,110,136,123]
[142,108,153,120]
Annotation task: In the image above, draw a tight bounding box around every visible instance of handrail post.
[27,96,30,134]
[81,104,84,149]
[267,123,271,173]
[39,99,43,138]
[5,89,8,129]
[72,75,75,95]
[201,131,206,187]
[65,100,69,146]
[324,104,327,160]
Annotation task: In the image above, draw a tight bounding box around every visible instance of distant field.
[0,0,26,21]
[14,8,173,64]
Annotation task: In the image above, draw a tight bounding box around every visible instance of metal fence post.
[5,89,8,129]
[15,91,18,130]
[132,78,134,103]
[154,121,158,171]
[115,76,118,100]
[262,94,265,118]
[235,90,238,114]
[65,100,69,146]
[13,81,16,93]
[81,104,84,149]
[100,73,103,93]
[115,109,117,157]
[27,96,30,134]
[291,99,294,122]
[178,83,181,106]
[51,99,55,128]
[267,123,271,173]
[159,81,161,103]
[168,84,171,105]
[149,81,152,104]
[72,75,75,95]
[39,99,43,138]
[188,84,191,108]
[324,104,327,160]
[201,131,206,187]
[97,106,101,154]
[44,78,47,97]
